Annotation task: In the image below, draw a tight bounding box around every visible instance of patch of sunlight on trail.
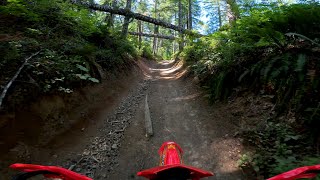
[151,60,187,80]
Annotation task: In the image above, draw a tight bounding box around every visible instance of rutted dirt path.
[106,60,244,180]
[1,60,244,179]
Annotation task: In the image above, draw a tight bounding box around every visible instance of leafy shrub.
[183,3,320,178]
[0,0,137,105]
[185,3,320,113]
[241,120,319,178]
[139,45,154,60]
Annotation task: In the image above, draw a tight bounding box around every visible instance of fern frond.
[295,54,306,72]
[285,33,320,47]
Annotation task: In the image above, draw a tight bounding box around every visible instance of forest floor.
[0,59,266,180]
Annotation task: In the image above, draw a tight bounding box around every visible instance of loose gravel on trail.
[1,60,244,180]
[106,60,244,180]
[64,79,150,179]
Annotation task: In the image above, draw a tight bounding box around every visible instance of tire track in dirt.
[107,60,244,180]
[1,60,244,180]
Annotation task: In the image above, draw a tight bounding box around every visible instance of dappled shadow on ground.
[146,60,189,80]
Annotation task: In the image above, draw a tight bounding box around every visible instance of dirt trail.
[106,60,244,180]
[1,60,244,180]
[0,66,145,179]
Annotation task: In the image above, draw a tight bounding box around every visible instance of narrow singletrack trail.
[106,60,244,180]
[0,60,244,180]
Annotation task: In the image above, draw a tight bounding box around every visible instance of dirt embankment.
[0,59,274,180]
[0,63,145,179]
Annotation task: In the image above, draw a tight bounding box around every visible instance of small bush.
[0,0,137,97]
[183,3,320,178]
[139,45,154,60]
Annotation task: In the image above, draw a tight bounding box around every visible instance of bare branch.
[0,51,41,108]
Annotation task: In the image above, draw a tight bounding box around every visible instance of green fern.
[286,33,320,47]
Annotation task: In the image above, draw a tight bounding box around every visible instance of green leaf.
[238,70,250,82]
[88,77,100,83]
[286,33,320,47]
[253,165,260,172]
[295,54,306,72]
[76,74,90,80]
[270,69,281,79]
[76,64,89,72]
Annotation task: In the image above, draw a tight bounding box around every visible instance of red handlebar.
[10,163,92,180]
[267,165,320,180]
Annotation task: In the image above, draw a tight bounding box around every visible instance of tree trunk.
[188,0,192,30]
[122,0,132,37]
[88,0,95,13]
[178,0,182,31]
[129,32,176,40]
[178,0,184,51]
[71,0,196,35]
[153,26,159,54]
[138,21,142,48]
[158,38,163,52]
[107,0,117,26]
[152,27,158,54]
[153,0,158,55]
[217,0,222,28]
[173,12,177,54]
[172,41,175,55]
[226,0,239,24]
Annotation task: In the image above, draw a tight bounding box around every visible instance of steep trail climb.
[106,60,244,180]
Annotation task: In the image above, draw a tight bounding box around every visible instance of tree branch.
[70,0,196,35]
[0,51,41,108]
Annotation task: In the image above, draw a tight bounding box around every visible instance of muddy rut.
[1,60,244,180]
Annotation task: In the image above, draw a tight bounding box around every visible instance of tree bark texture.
[218,0,222,28]
[226,0,240,24]
[152,26,159,54]
[188,0,192,30]
[122,0,132,37]
[178,0,184,51]
[106,0,118,26]
[138,20,142,48]
[152,0,158,55]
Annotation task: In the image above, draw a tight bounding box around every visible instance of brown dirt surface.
[106,60,244,180]
[0,66,144,179]
[0,60,247,180]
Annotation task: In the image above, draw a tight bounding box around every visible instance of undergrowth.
[0,0,137,110]
[182,3,320,178]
